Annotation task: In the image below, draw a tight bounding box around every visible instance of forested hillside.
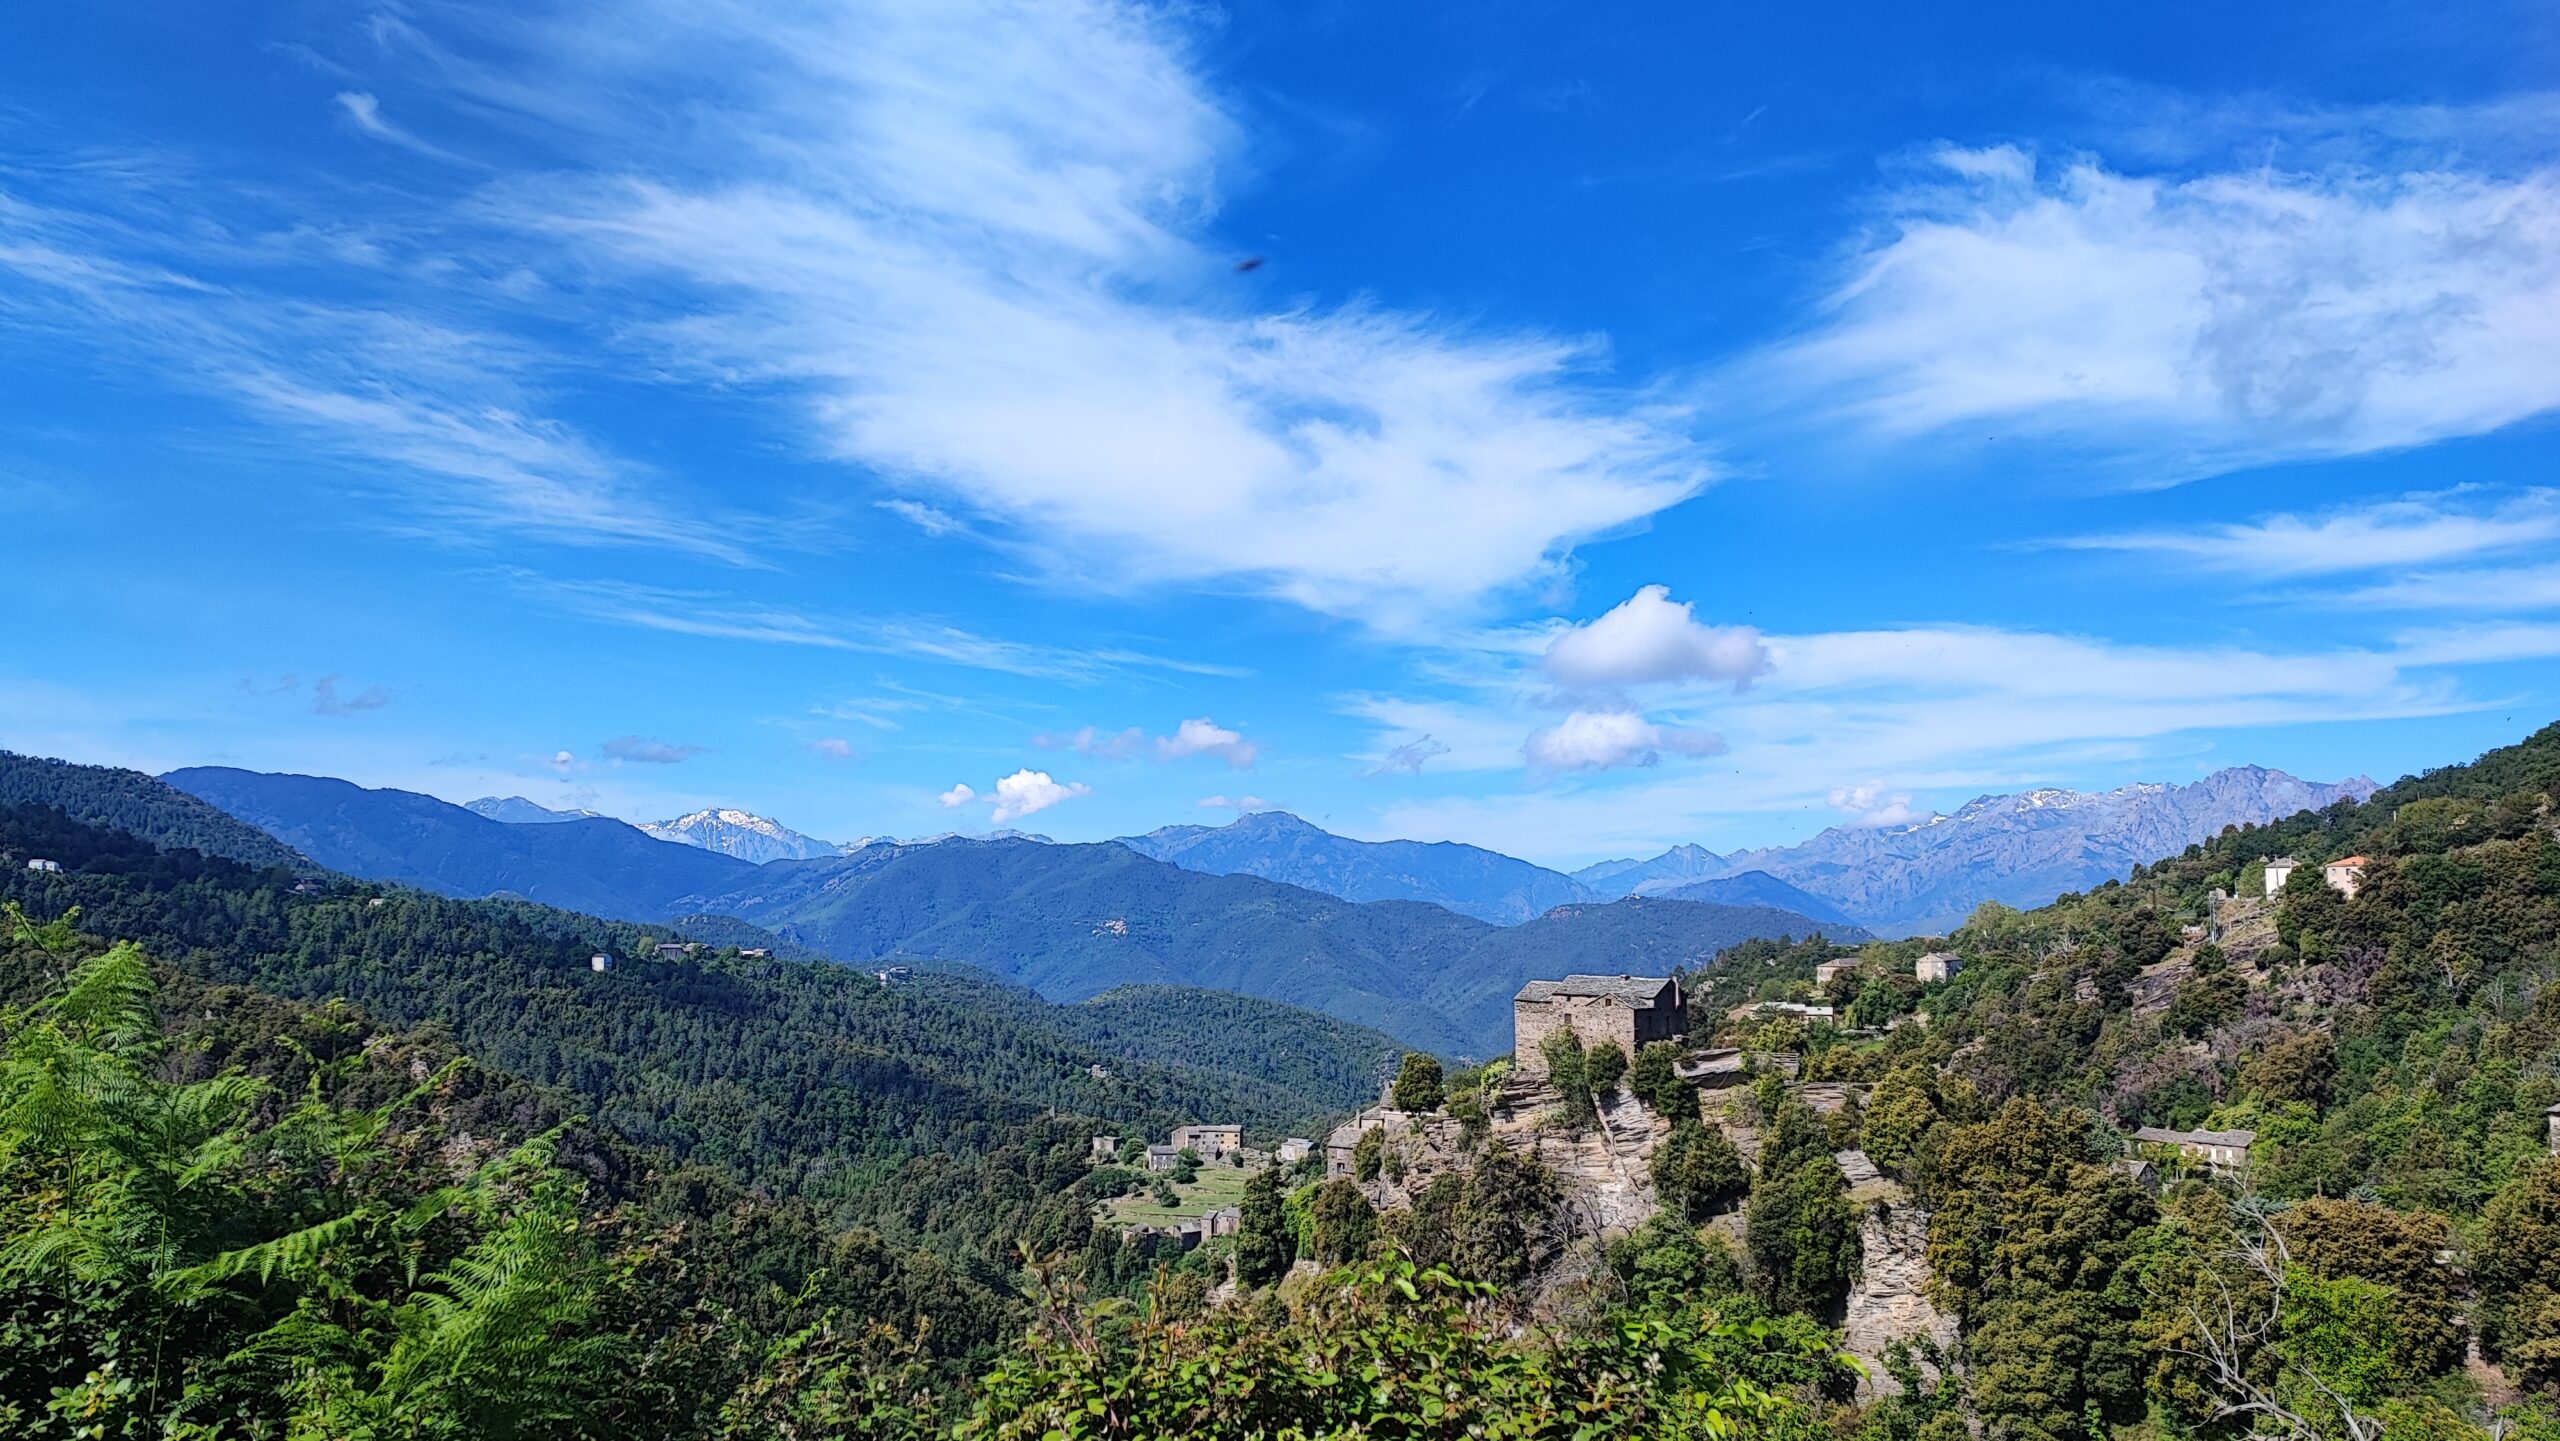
[1644,718,2560,1440]
[168,764,1857,1053]
[680,836,1858,1055]
[0,749,308,869]
[0,801,1375,1224]
[164,765,753,916]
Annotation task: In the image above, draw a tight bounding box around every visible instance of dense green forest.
[0,750,308,871]
[0,802,1371,1231]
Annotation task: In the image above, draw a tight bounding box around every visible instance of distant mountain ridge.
[465,796,608,824]
[1676,764,2378,935]
[1571,844,1727,898]
[168,768,754,918]
[1118,809,1587,924]
[669,839,1863,1054]
[154,766,1857,1054]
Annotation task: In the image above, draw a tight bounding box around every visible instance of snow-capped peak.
[641,808,841,863]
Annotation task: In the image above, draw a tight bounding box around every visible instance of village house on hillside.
[2132,1125,2255,1175]
[1914,952,1961,983]
[1173,1123,1242,1157]
[1814,959,1860,988]
[1513,974,1686,1074]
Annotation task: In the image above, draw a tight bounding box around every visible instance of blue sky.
[4,0,2557,865]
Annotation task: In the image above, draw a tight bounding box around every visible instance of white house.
[1915,952,1961,983]
[24,858,61,873]
[2132,1126,2255,1174]
[2324,857,2370,899]
[589,953,614,972]
[2263,857,2299,896]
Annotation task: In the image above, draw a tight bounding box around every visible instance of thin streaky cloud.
[514,572,1235,683]
[2053,488,2560,576]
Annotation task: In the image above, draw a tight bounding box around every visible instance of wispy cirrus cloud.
[0,188,747,561]
[2055,488,2560,576]
[514,572,1232,682]
[1754,144,2560,474]
[486,0,1709,630]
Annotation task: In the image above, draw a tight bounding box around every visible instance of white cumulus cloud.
[1524,709,1726,774]
[1542,585,1771,690]
[936,782,976,808]
[1156,717,1257,768]
[1827,780,1927,829]
[989,768,1090,824]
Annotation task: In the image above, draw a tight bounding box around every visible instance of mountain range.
[1676,766,2378,934]
[155,767,1860,1055]
[1117,809,1586,924]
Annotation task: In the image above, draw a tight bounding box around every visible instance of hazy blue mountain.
[642,807,843,862]
[1697,765,2381,936]
[1654,870,1856,926]
[1118,809,1591,924]
[1571,843,1728,899]
[673,837,1858,1054]
[166,767,753,918]
[1,750,310,870]
[465,795,608,824]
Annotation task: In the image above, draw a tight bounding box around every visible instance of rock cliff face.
[1332,1073,1675,1234]
[1839,1179,1958,1399]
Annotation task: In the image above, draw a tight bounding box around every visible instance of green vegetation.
[1391,1049,1445,1110]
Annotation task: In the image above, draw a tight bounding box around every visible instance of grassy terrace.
[1100,1156,1261,1227]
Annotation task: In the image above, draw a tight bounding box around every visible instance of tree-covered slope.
[165,765,753,916]
[680,838,1850,1056]
[0,800,1372,1217]
[0,749,308,869]
[1060,985,1407,1117]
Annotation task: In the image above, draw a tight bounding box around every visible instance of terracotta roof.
[2329,856,2370,868]
[1514,973,1679,1006]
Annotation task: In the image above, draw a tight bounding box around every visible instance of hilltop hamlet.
[1306,966,1959,1398]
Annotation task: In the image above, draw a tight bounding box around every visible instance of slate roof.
[1514,974,1679,1006]
[2132,1126,2256,1148]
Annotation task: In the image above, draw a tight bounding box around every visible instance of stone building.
[1143,1143,1182,1172]
[1276,1137,1314,1164]
[1090,1135,1120,1161]
[1814,959,1860,989]
[1914,952,1961,983]
[1512,974,1687,1074]
[1173,1124,1242,1157]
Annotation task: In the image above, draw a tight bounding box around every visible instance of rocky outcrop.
[1839,1172,1957,1400]
[1334,1073,1676,1235]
